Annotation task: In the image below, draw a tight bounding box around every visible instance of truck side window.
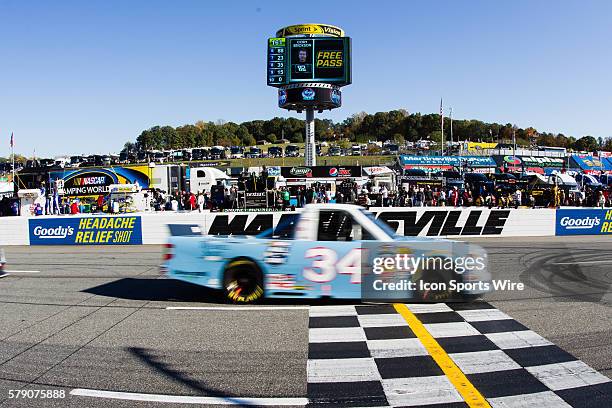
[316,211,377,241]
[318,210,353,241]
[196,170,206,178]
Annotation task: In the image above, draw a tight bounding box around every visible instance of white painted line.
[551,260,612,265]
[166,306,310,311]
[366,338,429,359]
[4,270,40,273]
[381,376,463,407]
[423,322,480,338]
[308,358,380,383]
[309,327,366,343]
[404,303,453,314]
[309,305,357,317]
[526,360,612,391]
[488,391,572,408]
[485,330,553,350]
[449,350,521,374]
[357,313,408,328]
[70,389,308,406]
[456,309,512,322]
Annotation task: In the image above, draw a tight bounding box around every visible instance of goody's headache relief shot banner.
[555,209,612,235]
[29,216,142,245]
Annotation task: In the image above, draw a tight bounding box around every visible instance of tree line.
[125,109,609,154]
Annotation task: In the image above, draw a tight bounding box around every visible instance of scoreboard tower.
[267,24,351,166]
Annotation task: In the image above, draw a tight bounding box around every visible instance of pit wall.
[1,207,610,246]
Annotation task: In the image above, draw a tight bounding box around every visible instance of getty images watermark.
[361,241,524,302]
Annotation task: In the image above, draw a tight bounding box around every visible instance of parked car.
[329,146,343,156]
[285,145,300,157]
[267,146,283,158]
[245,147,262,158]
[229,146,244,159]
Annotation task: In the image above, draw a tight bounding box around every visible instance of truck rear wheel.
[223,259,264,304]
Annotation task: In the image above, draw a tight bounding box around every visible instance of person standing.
[189,192,196,211]
[229,186,237,209]
[70,200,79,215]
[381,185,389,207]
[282,188,290,210]
[424,185,433,207]
[197,191,205,212]
[415,187,424,207]
[97,194,105,213]
[438,188,447,206]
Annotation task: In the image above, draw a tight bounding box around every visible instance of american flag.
[10,132,14,148]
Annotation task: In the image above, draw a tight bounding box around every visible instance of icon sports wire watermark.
[360,241,519,302]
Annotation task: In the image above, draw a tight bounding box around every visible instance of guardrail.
[1,207,610,246]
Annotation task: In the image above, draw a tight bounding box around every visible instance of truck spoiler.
[167,224,204,236]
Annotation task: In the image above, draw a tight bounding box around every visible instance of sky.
[1,0,611,157]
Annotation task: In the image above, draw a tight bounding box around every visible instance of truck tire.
[223,259,264,304]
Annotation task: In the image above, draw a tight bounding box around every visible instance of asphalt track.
[0,236,610,407]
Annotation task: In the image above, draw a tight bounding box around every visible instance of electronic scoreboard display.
[267,37,351,87]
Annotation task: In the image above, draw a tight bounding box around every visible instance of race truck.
[163,204,491,303]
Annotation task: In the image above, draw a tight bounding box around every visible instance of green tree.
[428,130,443,145]
[290,131,303,143]
[573,136,598,152]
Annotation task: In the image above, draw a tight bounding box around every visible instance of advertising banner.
[399,155,496,168]
[555,209,612,236]
[201,208,554,238]
[570,155,612,172]
[280,165,361,178]
[49,166,151,197]
[29,216,143,245]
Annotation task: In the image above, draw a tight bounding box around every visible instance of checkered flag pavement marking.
[306,302,612,407]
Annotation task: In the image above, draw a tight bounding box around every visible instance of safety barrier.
[0,207,610,246]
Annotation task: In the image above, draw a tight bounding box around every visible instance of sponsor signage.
[363,166,394,176]
[61,171,113,196]
[277,84,342,111]
[375,210,510,237]
[194,161,230,167]
[400,155,496,168]
[492,155,567,169]
[29,216,143,245]
[571,155,612,172]
[556,209,612,236]
[467,142,498,151]
[280,165,361,179]
[267,166,281,177]
[205,210,511,237]
[276,24,344,38]
[50,166,150,197]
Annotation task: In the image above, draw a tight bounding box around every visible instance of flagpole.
[440,98,444,156]
[11,133,15,196]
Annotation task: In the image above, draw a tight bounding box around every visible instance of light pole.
[512,125,517,159]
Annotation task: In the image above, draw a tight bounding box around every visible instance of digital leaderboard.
[267,36,351,86]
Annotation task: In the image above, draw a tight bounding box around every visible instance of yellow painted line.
[394,304,491,408]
